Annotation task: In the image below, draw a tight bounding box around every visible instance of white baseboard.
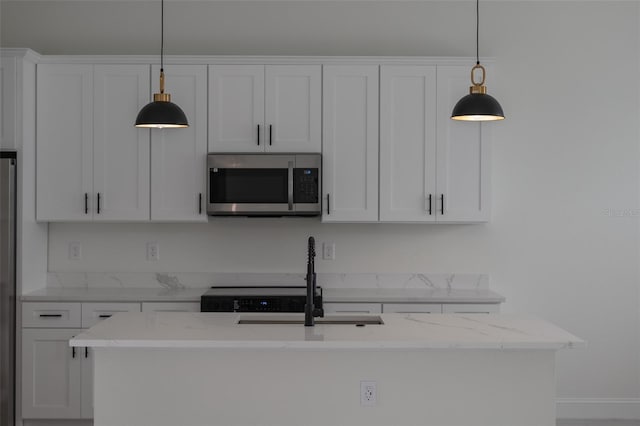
[557,398,640,420]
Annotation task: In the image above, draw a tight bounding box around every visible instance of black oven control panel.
[200,287,323,313]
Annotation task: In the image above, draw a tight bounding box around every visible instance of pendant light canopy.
[451,0,504,122]
[135,0,188,129]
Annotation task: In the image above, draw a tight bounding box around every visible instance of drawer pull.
[39,314,63,318]
[72,347,76,358]
[85,347,89,358]
[98,314,113,319]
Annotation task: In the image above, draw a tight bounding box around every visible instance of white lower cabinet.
[21,328,84,419]
[81,302,141,328]
[21,302,140,420]
[81,347,93,419]
[383,303,442,314]
[323,303,382,314]
[442,303,500,314]
[141,302,200,312]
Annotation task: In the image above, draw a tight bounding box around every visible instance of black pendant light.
[451,0,504,122]
[135,0,188,129]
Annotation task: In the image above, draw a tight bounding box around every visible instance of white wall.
[2,0,639,417]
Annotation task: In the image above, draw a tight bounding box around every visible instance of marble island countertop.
[70,312,584,350]
[21,287,505,304]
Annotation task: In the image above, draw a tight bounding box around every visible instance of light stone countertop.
[21,287,504,304]
[70,312,584,350]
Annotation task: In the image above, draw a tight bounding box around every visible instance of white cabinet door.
[0,56,16,149]
[151,65,208,222]
[436,66,491,222]
[141,302,201,312]
[22,328,82,419]
[265,65,321,153]
[322,65,379,222]
[81,302,141,328]
[36,64,93,221]
[93,65,150,221]
[380,66,437,222]
[323,303,382,314]
[209,65,264,152]
[81,347,93,419]
[383,303,442,314]
[442,303,499,314]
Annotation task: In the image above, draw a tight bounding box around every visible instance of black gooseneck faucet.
[305,237,323,326]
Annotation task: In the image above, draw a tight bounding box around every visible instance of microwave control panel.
[294,168,319,203]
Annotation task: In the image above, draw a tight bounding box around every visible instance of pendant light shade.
[135,76,189,128]
[135,0,188,129]
[451,64,504,122]
[451,0,504,122]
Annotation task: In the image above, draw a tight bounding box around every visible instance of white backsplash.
[47,272,488,291]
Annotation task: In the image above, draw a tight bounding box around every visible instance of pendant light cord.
[476,0,480,65]
[160,0,164,72]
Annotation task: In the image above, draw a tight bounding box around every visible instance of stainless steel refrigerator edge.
[0,151,16,426]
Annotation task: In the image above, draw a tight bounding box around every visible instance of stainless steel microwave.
[207,154,321,216]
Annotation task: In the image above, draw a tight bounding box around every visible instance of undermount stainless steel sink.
[237,315,384,325]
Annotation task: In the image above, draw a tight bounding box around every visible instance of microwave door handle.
[288,161,294,211]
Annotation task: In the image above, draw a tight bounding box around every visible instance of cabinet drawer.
[22,303,82,328]
[141,302,200,313]
[442,303,500,314]
[383,303,442,314]
[323,303,382,314]
[81,303,141,328]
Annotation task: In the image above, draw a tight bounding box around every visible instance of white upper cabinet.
[322,65,379,222]
[209,65,265,152]
[93,65,150,221]
[151,65,208,222]
[0,56,16,149]
[436,66,491,222]
[37,64,150,222]
[37,64,94,221]
[209,65,321,153]
[380,65,437,222]
[265,65,321,153]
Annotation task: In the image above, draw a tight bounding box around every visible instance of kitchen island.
[71,312,583,426]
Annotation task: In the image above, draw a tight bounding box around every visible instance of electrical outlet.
[68,242,82,260]
[146,242,159,261]
[323,242,335,260]
[360,381,377,407]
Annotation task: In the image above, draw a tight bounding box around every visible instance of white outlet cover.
[68,242,82,260]
[360,381,377,407]
[146,242,159,261]
[323,242,336,260]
